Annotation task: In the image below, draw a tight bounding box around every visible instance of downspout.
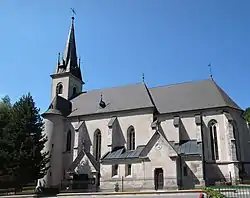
[200,114,206,185]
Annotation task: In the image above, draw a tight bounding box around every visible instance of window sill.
[112,175,119,179]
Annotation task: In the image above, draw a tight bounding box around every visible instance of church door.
[154,168,164,190]
[73,174,89,190]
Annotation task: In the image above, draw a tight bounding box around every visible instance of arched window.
[127,126,135,150]
[66,130,71,151]
[209,120,219,160]
[56,83,63,95]
[73,86,77,96]
[94,129,102,161]
[232,122,240,161]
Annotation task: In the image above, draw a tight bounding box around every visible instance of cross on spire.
[71,8,76,19]
[208,63,213,80]
[142,73,145,83]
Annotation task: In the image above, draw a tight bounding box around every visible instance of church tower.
[51,16,83,101]
[38,16,82,189]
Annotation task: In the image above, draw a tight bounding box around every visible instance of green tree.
[10,93,49,189]
[0,96,14,187]
[0,94,49,191]
[243,107,250,123]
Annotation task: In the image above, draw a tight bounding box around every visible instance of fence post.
[229,171,232,184]
[121,176,124,192]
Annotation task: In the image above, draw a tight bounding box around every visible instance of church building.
[39,16,250,191]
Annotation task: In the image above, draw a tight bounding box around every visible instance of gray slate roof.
[44,79,241,117]
[149,79,241,114]
[100,146,145,163]
[170,140,202,156]
[69,83,154,117]
[42,95,72,117]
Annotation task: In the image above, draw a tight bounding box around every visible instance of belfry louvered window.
[56,83,63,95]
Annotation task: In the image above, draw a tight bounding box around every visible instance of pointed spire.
[63,16,77,70]
[59,13,83,82]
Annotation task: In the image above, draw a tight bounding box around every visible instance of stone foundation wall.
[100,177,178,192]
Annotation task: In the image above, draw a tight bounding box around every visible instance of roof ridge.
[149,78,211,89]
[83,82,144,93]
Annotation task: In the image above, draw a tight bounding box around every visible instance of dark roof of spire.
[54,17,82,82]
[63,17,77,69]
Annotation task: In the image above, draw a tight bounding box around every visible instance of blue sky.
[0,0,249,113]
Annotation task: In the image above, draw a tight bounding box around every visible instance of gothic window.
[94,129,102,161]
[112,164,118,176]
[125,164,132,176]
[127,126,135,150]
[56,83,63,95]
[209,120,219,160]
[232,122,239,161]
[73,86,77,96]
[66,130,71,151]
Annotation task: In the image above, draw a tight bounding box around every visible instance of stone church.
[39,16,250,191]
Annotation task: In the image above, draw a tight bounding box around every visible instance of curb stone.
[57,189,204,196]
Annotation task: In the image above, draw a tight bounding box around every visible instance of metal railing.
[59,176,250,197]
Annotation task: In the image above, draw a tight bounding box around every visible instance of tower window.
[127,126,135,150]
[66,130,71,151]
[94,129,102,161]
[56,83,63,95]
[209,120,219,160]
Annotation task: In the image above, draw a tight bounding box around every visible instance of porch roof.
[100,146,148,164]
[170,140,202,156]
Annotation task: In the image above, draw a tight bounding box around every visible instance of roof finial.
[142,73,145,83]
[71,8,76,20]
[58,52,61,65]
[208,63,213,80]
[99,92,106,108]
